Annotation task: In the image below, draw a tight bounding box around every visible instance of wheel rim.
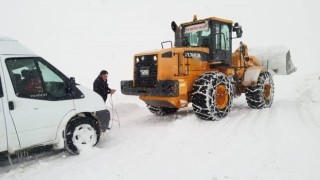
[215,84,229,110]
[263,83,271,100]
[72,124,97,151]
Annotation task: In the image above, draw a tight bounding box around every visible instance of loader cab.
[172,16,242,66]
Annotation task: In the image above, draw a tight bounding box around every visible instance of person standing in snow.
[93,70,115,102]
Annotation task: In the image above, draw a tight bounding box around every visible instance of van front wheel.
[65,117,100,154]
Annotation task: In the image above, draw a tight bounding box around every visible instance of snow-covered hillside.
[0,72,320,180]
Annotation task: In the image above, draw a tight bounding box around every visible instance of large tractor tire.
[147,105,179,116]
[245,71,274,109]
[192,72,234,120]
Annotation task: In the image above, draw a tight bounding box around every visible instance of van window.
[38,61,67,98]
[6,58,70,100]
[6,59,45,98]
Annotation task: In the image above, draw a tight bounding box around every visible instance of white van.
[0,38,110,156]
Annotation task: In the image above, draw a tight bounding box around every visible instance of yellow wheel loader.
[121,16,282,120]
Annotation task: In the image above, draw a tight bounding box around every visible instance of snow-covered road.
[0,73,320,180]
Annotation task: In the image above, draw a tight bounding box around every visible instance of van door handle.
[9,101,14,110]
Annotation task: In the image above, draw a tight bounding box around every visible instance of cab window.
[215,24,231,51]
[183,22,211,47]
[215,24,221,49]
[221,24,230,50]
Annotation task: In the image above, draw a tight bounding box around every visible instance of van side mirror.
[233,22,243,38]
[67,77,76,94]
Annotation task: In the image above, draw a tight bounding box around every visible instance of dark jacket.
[93,76,111,102]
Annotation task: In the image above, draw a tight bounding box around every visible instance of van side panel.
[53,109,80,150]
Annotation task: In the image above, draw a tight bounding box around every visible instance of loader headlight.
[153,55,157,61]
[136,57,140,63]
[141,56,145,61]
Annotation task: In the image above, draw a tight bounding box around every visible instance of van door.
[0,76,8,152]
[5,57,75,148]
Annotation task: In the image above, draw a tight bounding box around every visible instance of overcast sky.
[0,0,319,89]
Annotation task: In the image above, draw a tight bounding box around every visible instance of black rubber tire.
[147,105,179,116]
[245,71,274,109]
[65,117,100,155]
[192,72,234,120]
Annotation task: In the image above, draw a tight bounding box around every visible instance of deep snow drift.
[0,72,320,180]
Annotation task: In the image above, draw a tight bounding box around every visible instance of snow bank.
[297,73,320,126]
[298,73,320,103]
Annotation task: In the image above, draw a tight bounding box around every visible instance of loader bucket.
[249,46,297,75]
[286,51,296,75]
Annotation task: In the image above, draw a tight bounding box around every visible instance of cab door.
[4,57,75,148]
[212,22,232,65]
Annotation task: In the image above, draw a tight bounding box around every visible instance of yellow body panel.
[136,46,244,108]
